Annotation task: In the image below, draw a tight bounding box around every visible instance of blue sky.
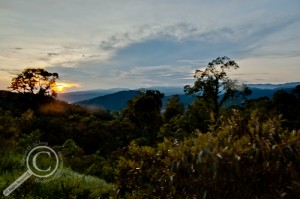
[0,0,300,92]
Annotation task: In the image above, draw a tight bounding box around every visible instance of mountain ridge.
[74,82,300,111]
[59,82,300,104]
[247,82,300,89]
[75,90,141,111]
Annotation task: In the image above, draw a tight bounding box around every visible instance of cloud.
[1,0,300,90]
[47,13,300,90]
[98,23,234,69]
[0,68,20,75]
[99,14,300,69]
[99,23,201,52]
[47,53,59,56]
[119,65,193,79]
[231,73,270,76]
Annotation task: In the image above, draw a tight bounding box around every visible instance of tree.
[272,89,299,129]
[122,90,164,143]
[9,68,59,97]
[163,95,185,123]
[292,85,300,97]
[184,56,251,115]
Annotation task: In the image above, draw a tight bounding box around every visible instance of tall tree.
[292,85,300,97]
[163,95,184,123]
[184,56,251,115]
[9,68,59,97]
[122,90,164,143]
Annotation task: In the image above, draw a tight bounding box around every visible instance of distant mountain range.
[58,82,300,111]
[73,90,195,111]
[58,88,129,103]
[247,82,300,90]
[75,90,141,111]
[58,86,185,103]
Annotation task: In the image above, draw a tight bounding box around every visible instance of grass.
[0,151,116,199]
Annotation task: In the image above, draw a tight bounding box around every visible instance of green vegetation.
[117,112,300,198]
[1,58,300,198]
[0,167,114,198]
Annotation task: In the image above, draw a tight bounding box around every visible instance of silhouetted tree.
[184,56,251,116]
[9,68,59,97]
[272,89,300,129]
[122,90,164,143]
[163,95,185,123]
[292,85,300,97]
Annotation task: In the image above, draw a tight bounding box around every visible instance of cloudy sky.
[1,0,300,92]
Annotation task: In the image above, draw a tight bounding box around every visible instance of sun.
[53,82,80,92]
[54,85,65,92]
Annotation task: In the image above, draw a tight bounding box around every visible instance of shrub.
[116,112,300,198]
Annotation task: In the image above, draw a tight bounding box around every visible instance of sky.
[0,0,300,92]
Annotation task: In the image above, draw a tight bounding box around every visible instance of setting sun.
[53,82,80,92]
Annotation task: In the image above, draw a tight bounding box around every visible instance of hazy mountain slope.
[60,82,299,103]
[75,90,141,111]
[58,86,184,103]
[58,88,129,103]
[247,82,300,90]
[65,82,300,111]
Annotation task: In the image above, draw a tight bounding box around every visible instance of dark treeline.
[1,58,300,198]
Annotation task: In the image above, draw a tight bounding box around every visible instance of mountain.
[146,86,185,95]
[58,88,129,103]
[67,82,300,111]
[245,82,299,100]
[75,90,141,111]
[247,87,292,100]
[75,91,195,112]
[247,82,300,90]
[58,86,184,103]
[60,82,300,103]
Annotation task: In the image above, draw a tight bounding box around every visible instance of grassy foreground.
[0,152,115,199]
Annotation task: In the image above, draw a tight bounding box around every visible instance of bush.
[116,111,300,198]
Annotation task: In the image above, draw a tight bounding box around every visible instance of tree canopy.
[122,90,164,143]
[184,56,251,115]
[8,68,59,97]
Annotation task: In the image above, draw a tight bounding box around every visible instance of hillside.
[58,86,185,103]
[1,85,299,198]
[0,90,56,114]
[58,88,129,103]
[248,82,300,90]
[74,85,298,111]
[58,82,300,108]
[75,90,142,111]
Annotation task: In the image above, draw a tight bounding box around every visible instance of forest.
[0,57,299,198]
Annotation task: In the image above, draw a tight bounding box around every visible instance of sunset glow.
[0,0,299,91]
[53,83,80,92]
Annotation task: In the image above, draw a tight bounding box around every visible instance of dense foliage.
[8,68,59,97]
[117,112,300,198]
[1,63,300,198]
